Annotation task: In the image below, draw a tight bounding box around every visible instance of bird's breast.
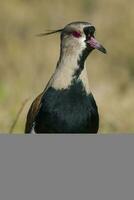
[34,80,99,133]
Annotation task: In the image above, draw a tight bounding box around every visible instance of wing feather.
[25,93,43,133]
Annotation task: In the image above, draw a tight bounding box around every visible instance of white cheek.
[79,35,86,49]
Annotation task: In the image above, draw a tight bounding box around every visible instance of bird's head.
[38,21,107,57]
[60,22,106,55]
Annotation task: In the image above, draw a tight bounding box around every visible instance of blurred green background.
[0,0,134,133]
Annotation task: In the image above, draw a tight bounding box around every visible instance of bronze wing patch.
[25,93,43,133]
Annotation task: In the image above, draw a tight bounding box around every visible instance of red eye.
[72,31,81,38]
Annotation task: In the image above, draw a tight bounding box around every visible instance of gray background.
[0,135,134,200]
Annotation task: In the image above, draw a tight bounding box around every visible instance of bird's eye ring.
[72,31,81,38]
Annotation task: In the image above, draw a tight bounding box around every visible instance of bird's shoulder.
[25,92,43,133]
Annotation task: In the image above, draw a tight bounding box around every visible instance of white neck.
[49,47,90,94]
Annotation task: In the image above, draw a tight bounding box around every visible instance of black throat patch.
[73,48,89,79]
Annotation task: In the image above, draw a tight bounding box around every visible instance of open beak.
[87,36,107,54]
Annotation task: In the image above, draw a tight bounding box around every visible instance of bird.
[25,21,106,133]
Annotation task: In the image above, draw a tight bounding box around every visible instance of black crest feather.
[36,29,63,37]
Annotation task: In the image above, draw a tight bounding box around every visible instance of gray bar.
[0,135,134,200]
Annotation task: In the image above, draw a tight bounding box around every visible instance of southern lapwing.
[25,21,106,133]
